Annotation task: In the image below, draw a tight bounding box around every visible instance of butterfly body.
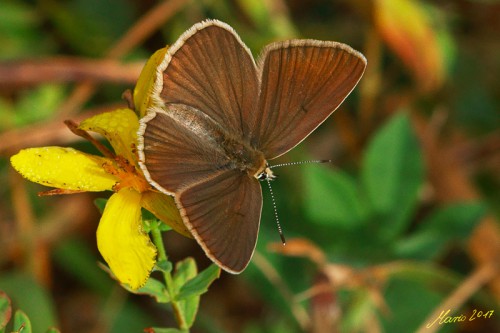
[138,20,366,273]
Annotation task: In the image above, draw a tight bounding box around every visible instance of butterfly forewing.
[254,41,367,158]
[155,21,259,140]
[176,170,262,273]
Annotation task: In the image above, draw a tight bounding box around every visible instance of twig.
[0,58,144,89]
[64,120,115,159]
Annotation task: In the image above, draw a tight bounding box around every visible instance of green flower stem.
[150,221,188,330]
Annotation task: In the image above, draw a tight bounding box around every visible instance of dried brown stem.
[0,58,144,90]
[64,120,115,159]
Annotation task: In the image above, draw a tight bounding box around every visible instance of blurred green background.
[0,0,499,332]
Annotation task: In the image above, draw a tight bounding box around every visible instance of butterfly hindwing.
[176,170,262,273]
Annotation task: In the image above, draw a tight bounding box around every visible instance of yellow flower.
[10,108,189,290]
[10,46,184,290]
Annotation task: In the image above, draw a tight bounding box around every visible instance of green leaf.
[46,0,133,57]
[382,278,443,333]
[128,277,170,303]
[0,291,12,331]
[94,198,108,214]
[376,261,460,289]
[395,202,486,259]
[175,264,220,328]
[16,85,64,126]
[172,259,198,292]
[0,2,53,60]
[171,259,207,329]
[98,263,170,303]
[361,112,424,238]
[0,273,57,331]
[155,260,173,274]
[177,264,221,301]
[13,310,32,333]
[303,165,366,228]
[157,222,173,232]
[143,218,173,234]
[234,0,297,38]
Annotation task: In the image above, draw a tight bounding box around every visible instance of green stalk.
[150,221,188,331]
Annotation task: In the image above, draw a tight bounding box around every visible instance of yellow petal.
[79,108,139,164]
[141,191,192,238]
[97,188,156,289]
[133,47,168,117]
[10,147,117,191]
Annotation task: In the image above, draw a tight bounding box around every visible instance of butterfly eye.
[257,172,268,181]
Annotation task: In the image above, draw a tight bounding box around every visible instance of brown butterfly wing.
[155,20,259,140]
[176,170,262,273]
[139,106,262,273]
[253,40,367,158]
[139,105,230,194]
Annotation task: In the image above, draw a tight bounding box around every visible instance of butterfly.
[137,19,366,273]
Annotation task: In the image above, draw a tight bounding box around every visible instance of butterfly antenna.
[265,178,286,245]
[269,159,332,169]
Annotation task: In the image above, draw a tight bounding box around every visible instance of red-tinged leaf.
[0,291,12,330]
[374,0,449,91]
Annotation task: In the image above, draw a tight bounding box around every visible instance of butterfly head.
[256,165,276,182]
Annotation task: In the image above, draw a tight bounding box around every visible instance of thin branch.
[0,58,144,89]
